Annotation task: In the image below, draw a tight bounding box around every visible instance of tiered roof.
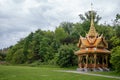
[75,10,110,55]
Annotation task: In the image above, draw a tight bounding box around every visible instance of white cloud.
[0,0,120,48]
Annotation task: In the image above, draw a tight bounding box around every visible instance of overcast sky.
[0,0,120,49]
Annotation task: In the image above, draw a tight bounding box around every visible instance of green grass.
[90,71,120,77]
[0,65,119,80]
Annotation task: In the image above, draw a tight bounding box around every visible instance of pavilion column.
[78,55,82,68]
[105,55,108,68]
[102,55,104,68]
[78,56,80,68]
[86,55,88,68]
[90,56,93,64]
[94,54,97,68]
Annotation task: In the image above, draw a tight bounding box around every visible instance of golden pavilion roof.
[75,10,110,55]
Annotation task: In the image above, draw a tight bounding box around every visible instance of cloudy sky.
[0,0,120,49]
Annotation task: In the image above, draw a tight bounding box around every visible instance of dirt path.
[55,70,120,79]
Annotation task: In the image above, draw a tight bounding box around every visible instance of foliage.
[56,44,77,67]
[12,49,26,64]
[110,13,120,72]
[79,10,101,24]
[55,27,68,42]
[0,48,8,61]
[110,46,120,73]
[0,53,6,61]
[114,14,120,25]
[60,22,73,35]
[110,36,120,47]
[115,26,120,37]
[114,14,120,37]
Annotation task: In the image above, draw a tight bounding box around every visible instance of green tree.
[55,27,68,42]
[12,49,25,64]
[60,22,73,35]
[79,10,101,24]
[56,44,77,67]
[6,41,24,63]
[114,14,120,25]
[110,46,120,73]
[114,13,120,37]
[115,26,120,37]
[0,53,4,61]
[71,23,85,43]
[23,32,33,60]
[110,36,120,47]
[79,11,101,31]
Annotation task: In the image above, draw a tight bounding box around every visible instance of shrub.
[56,44,77,67]
[110,46,120,73]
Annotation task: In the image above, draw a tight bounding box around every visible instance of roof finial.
[90,3,94,28]
[91,3,93,11]
[88,3,98,37]
[90,3,94,26]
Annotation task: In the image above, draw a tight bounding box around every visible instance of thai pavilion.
[75,10,111,71]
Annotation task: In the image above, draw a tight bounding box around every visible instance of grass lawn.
[90,71,120,77]
[0,65,119,80]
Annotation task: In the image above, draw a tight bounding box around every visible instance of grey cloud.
[12,0,25,4]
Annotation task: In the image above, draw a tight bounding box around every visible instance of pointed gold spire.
[88,3,98,37]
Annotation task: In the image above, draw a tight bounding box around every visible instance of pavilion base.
[77,67,110,72]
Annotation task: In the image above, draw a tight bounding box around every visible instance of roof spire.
[88,3,98,37]
[90,3,94,29]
